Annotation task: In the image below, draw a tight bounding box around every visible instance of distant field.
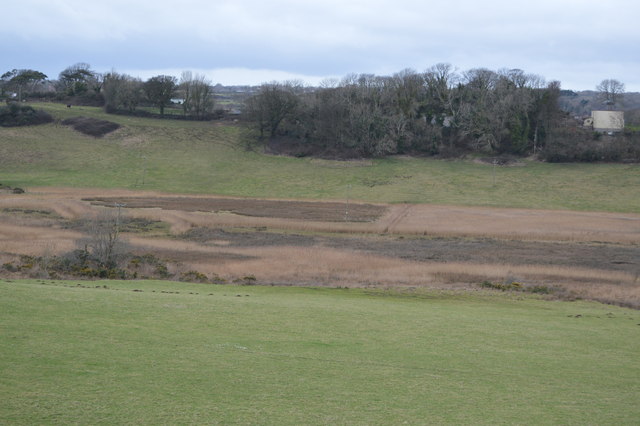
[1,103,639,213]
[1,279,639,424]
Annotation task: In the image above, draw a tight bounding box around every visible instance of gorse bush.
[0,103,53,127]
[480,280,557,295]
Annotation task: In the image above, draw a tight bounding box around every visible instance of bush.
[0,104,53,127]
[62,116,120,137]
[2,262,18,272]
[479,280,557,295]
[181,270,209,283]
[542,126,640,163]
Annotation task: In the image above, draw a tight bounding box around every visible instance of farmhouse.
[585,110,625,133]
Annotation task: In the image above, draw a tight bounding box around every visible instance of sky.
[2,0,639,91]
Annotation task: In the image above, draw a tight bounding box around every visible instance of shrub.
[542,127,640,163]
[235,275,257,285]
[479,280,557,295]
[210,274,227,284]
[2,262,18,272]
[0,104,53,127]
[62,116,120,137]
[181,270,209,283]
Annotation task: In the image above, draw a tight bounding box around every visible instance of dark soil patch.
[62,116,120,137]
[0,208,55,217]
[140,247,255,263]
[84,196,386,222]
[63,217,167,234]
[182,227,317,247]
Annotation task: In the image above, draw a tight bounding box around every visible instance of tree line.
[244,64,565,157]
[3,62,636,161]
[1,63,217,119]
[244,66,637,160]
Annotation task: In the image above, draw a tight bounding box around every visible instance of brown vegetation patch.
[62,116,120,137]
[2,187,639,308]
[84,196,386,222]
[0,185,26,194]
[181,227,316,247]
[178,227,639,275]
[378,204,640,244]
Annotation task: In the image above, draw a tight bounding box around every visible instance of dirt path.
[380,204,412,233]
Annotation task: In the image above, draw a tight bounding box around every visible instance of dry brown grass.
[0,223,81,255]
[379,204,640,243]
[2,187,639,307]
[10,187,638,243]
[163,243,640,307]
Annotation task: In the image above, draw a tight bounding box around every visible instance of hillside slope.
[1,103,639,213]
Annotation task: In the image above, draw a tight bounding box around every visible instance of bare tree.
[596,79,625,109]
[244,81,301,140]
[390,69,423,119]
[424,63,459,114]
[103,71,143,113]
[180,72,215,119]
[37,242,56,278]
[79,209,128,269]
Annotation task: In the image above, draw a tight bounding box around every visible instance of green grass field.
[1,103,639,212]
[2,104,640,424]
[1,279,639,424]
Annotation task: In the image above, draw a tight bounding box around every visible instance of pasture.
[1,103,639,213]
[1,279,639,424]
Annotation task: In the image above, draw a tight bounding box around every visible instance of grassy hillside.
[1,279,638,424]
[1,103,639,212]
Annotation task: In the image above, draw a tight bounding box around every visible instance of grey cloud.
[2,0,639,90]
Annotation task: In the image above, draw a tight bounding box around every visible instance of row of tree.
[3,62,633,160]
[244,65,567,157]
[1,63,216,119]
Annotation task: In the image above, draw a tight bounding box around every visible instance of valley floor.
[2,187,639,307]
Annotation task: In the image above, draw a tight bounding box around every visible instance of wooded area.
[243,65,637,160]
[2,62,639,161]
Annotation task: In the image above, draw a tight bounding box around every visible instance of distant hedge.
[0,103,53,127]
[542,127,640,163]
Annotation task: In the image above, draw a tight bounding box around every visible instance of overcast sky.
[3,0,639,90]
